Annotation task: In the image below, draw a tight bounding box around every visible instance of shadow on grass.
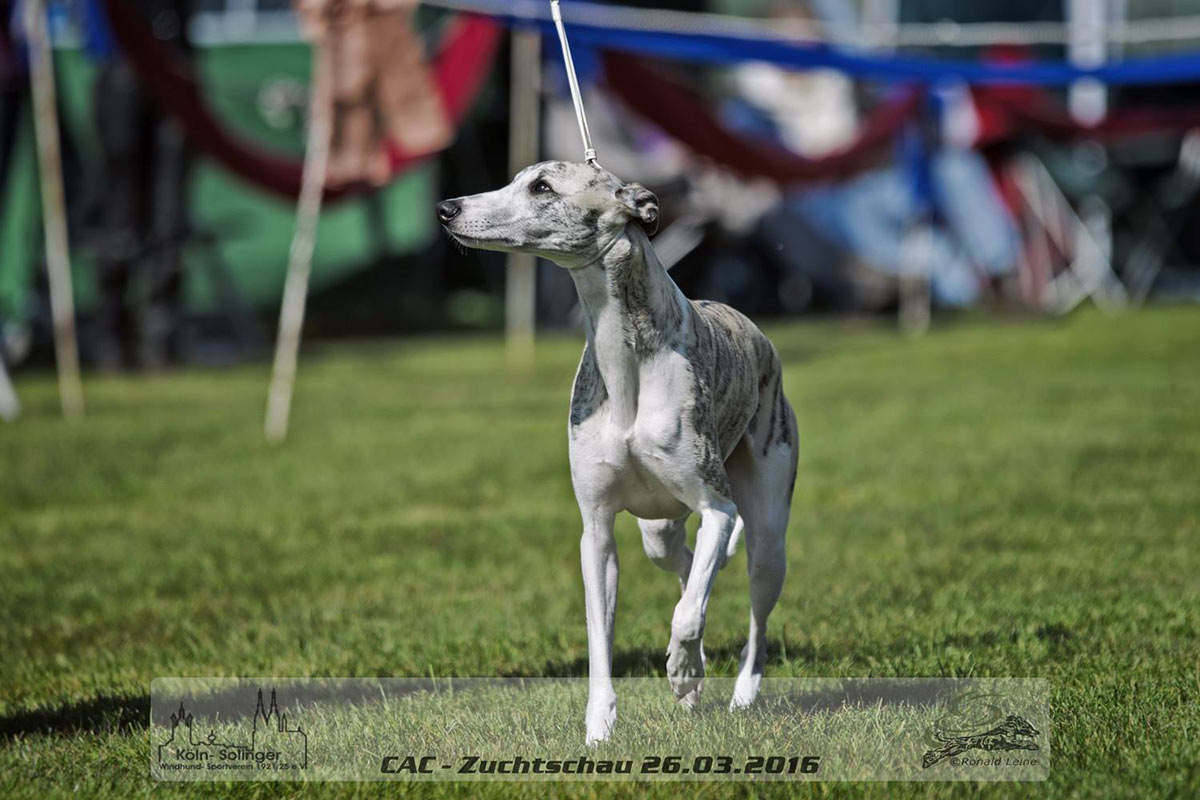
[523,638,819,680]
[516,642,956,716]
[1,682,449,740]
[0,694,150,741]
[0,678,956,743]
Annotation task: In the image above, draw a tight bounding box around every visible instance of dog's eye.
[530,179,553,195]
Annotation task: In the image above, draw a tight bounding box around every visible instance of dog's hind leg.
[726,402,797,710]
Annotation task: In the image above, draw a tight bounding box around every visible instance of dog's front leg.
[668,498,737,707]
[580,511,619,745]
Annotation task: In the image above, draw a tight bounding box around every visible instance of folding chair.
[1008,151,1128,314]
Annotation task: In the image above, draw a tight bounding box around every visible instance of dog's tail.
[723,515,744,566]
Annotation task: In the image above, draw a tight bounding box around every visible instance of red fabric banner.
[603,54,922,185]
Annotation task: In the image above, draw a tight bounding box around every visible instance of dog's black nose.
[436,199,462,223]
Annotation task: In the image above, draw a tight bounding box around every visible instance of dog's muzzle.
[436,199,462,224]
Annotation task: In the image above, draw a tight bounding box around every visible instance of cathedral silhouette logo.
[157,688,309,771]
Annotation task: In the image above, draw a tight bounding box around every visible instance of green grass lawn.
[2,308,1198,798]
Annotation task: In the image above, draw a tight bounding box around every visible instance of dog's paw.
[585,727,613,747]
[666,635,705,701]
[584,693,616,747]
[729,673,761,711]
[730,640,764,710]
[678,684,703,712]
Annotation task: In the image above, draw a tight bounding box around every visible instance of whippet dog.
[438,161,798,745]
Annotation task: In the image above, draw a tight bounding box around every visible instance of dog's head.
[1000,715,1040,738]
[436,160,658,269]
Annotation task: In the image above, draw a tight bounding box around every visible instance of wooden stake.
[505,28,541,367]
[0,358,19,422]
[25,0,82,419]
[265,45,332,442]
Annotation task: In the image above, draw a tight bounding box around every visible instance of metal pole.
[1068,0,1107,125]
[265,45,332,442]
[860,0,898,51]
[505,28,540,366]
[25,0,83,419]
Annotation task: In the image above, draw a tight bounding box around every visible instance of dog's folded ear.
[616,182,659,235]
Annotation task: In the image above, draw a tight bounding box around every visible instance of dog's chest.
[573,417,694,520]
[569,349,699,517]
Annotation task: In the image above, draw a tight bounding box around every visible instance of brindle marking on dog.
[569,240,795,497]
[570,344,607,427]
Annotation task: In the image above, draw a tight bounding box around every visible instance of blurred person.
[83,0,193,369]
[730,1,857,158]
[294,0,450,187]
[0,0,32,355]
[728,1,1019,307]
[787,142,1019,306]
[717,0,891,310]
[2,0,84,364]
[0,0,25,196]
[733,60,857,157]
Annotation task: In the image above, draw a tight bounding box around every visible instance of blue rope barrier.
[441,0,1200,86]
[567,25,1200,86]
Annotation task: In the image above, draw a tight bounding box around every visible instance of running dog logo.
[922,691,1041,768]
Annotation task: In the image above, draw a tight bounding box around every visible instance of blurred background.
[2,0,1200,383]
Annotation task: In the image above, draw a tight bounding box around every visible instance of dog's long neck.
[569,225,689,428]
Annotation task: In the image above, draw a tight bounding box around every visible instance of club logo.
[156,687,308,774]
